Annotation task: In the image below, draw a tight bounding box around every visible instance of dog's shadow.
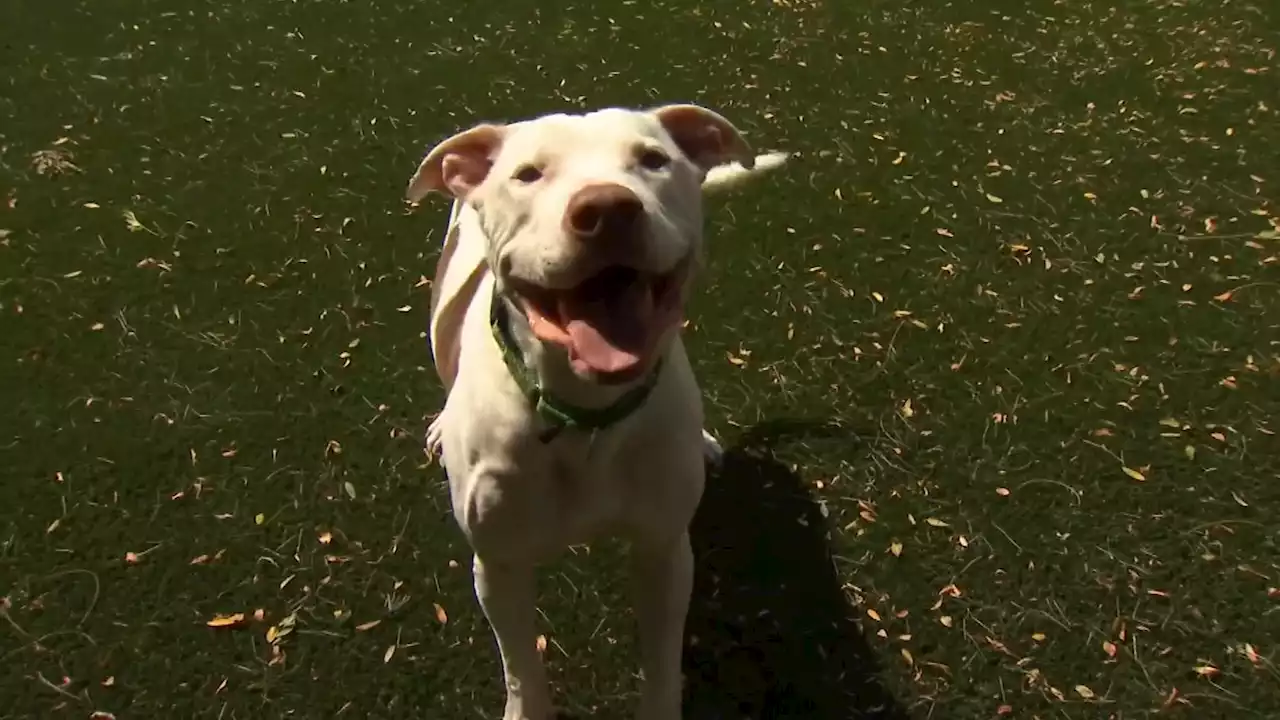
[681,419,910,720]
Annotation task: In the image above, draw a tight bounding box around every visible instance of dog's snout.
[564,184,643,241]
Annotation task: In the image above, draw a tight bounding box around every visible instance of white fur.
[412,106,786,720]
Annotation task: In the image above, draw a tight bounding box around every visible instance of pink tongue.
[558,281,655,375]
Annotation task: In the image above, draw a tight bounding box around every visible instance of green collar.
[490,290,663,443]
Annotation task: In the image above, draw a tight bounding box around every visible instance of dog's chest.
[531,433,633,542]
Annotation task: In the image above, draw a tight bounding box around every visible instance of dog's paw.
[701,428,724,468]
[424,411,446,463]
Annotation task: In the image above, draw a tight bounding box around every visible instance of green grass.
[3,0,1279,717]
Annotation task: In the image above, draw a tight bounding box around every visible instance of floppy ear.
[649,104,756,171]
[405,123,507,203]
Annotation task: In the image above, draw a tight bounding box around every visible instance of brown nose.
[564,184,643,241]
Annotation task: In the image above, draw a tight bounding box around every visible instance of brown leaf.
[206,613,246,628]
[355,620,381,632]
[433,602,448,624]
[1121,466,1146,482]
[1102,640,1118,658]
[889,541,903,557]
[1194,664,1220,678]
[1213,290,1233,302]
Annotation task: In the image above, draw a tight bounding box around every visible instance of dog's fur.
[406,105,786,720]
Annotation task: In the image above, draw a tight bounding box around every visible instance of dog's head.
[406,104,755,385]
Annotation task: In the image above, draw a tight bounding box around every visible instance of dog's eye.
[637,149,670,171]
[512,165,543,183]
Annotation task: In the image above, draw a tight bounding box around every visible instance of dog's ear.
[405,123,507,203]
[650,104,756,171]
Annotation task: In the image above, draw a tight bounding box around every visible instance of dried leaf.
[255,513,266,525]
[986,193,1003,204]
[383,644,396,663]
[318,531,333,545]
[925,517,949,528]
[889,541,903,557]
[433,603,448,624]
[1121,466,1146,482]
[900,648,914,665]
[535,634,548,653]
[355,620,381,632]
[1075,685,1095,700]
[866,608,882,622]
[1194,664,1220,678]
[1245,644,1261,665]
[1102,640,1118,658]
[206,613,246,628]
[995,487,1010,496]
[1213,290,1233,302]
[939,615,953,628]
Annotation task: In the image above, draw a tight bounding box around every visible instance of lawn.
[2,0,1278,717]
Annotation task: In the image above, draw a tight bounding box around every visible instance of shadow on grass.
[682,419,909,720]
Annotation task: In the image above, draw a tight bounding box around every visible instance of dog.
[405,104,787,720]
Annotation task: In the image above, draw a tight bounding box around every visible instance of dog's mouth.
[510,261,688,383]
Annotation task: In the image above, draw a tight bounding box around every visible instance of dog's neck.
[495,293,646,411]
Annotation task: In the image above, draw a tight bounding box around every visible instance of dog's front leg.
[630,532,694,720]
[473,556,551,720]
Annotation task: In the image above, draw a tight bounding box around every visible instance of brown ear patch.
[406,123,507,203]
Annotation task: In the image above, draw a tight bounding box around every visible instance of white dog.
[405,104,787,720]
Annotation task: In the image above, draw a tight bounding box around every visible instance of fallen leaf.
[939,615,953,628]
[925,517,949,528]
[206,613,246,628]
[355,620,381,632]
[1213,290,1233,302]
[1031,632,1046,642]
[986,193,1003,204]
[900,648,914,665]
[122,210,147,233]
[1103,640,1118,658]
[383,644,396,663]
[433,603,448,624]
[1121,466,1146,482]
[866,609,882,622]
[124,552,141,564]
[535,634,548,653]
[889,541,903,557]
[1245,644,1261,665]
[255,513,266,525]
[996,705,1013,716]
[1075,684,1096,699]
[318,531,333,545]
[995,487,1010,496]
[899,399,914,419]
[1194,664,1220,677]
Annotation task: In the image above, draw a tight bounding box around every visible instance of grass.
[2,0,1278,717]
